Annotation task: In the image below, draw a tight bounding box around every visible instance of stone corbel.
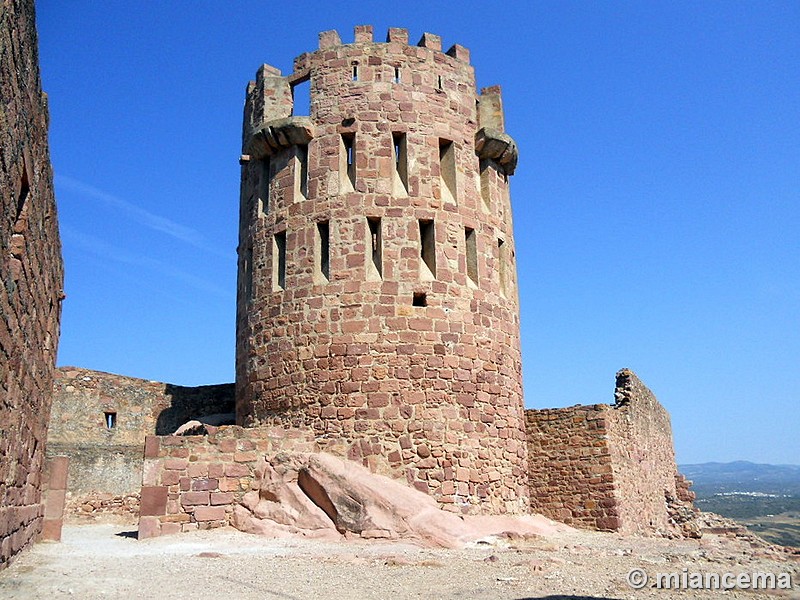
[245,117,315,159]
[475,127,518,176]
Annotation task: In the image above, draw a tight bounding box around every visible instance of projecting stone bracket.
[246,117,315,159]
[474,127,518,176]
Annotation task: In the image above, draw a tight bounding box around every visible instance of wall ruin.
[46,367,234,515]
[0,0,63,569]
[526,369,697,536]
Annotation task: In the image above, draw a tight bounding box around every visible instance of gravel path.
[0,522,798,599]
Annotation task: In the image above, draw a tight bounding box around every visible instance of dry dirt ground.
[0,518,798,600]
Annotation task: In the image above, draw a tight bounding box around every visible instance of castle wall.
[138,426,318,539]
[526,370,693,536]
[525,405,619,530]
[0,0,64,569]
[604,369,681,535]
[47,367,234,509]
[236,26,527,515]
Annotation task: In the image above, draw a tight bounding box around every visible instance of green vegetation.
[742,513,800,548]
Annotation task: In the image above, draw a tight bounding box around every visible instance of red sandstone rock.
[233,452,568,548]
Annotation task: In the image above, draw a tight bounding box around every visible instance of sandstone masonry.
[47,367,234,513]
[526,369,698,537]
[235,26,527,515]
[0,0,63,569]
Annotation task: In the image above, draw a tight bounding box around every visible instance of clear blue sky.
[36,2,799,465]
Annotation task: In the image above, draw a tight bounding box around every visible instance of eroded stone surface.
[234,451,569,548]
[0,0,64,570]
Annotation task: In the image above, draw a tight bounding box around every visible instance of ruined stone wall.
[138,426,318,539]
[236,26,527,515]
[526,370,694,536]
[604,369,682,535]
[47,367,234,500]
[0,0,64,569]
[525,405,619,530]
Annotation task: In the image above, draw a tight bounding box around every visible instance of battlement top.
[313,26,470,63]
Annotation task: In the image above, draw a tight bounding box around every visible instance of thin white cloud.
[61,224,231,299]
[56,175,232,259]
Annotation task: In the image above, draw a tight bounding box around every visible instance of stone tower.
[236,26,526,514]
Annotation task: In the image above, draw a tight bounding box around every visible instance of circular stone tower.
[236,26,527,514]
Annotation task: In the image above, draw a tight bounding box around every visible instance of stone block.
[43,490,66,520]
[46,456,69,491]
[139,487,168,517]
[193,506,227,522]
[137,516,161,540]
[180,491,210,506]
[39,519,62,542]
[144,436,160,459]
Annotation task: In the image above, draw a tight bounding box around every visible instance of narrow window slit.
[498,238,508,298]
[258,157,271,216]
[393,66,401,84]
[296,145,309,199]
[274,231,287,290]
[438,139,456,204]
[392,132,408,195]
[367,217,382,280]
[437,75,443,91]
[341,133,356,191]
[352,64,359,81]
[465,227,478,285]
[419,219,436,279]
[479,159,491,211]
[244,246,254,302]
[16,167,29,223]
[316,221,330,282]
[104,412,117,429]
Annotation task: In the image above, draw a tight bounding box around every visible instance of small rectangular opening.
[258,157,271,216]
[104,412,117,429]
[291,79,311,117]
[392,132,408,195]
[367,217,382,280]
[316,220,330,282]
[437,75,443,91]
[438,139,456,204]
[296,144,309,199]
[465,227,478,285]
[352,64,359,81]
[393,66,401,84]
[419,219,436,279]
[412,292,427,307]
[274,231,287,290]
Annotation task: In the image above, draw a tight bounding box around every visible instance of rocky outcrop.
[233,452,568,548]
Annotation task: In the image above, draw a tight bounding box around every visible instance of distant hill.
[680,461,800,496]
[680,461,800,546]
